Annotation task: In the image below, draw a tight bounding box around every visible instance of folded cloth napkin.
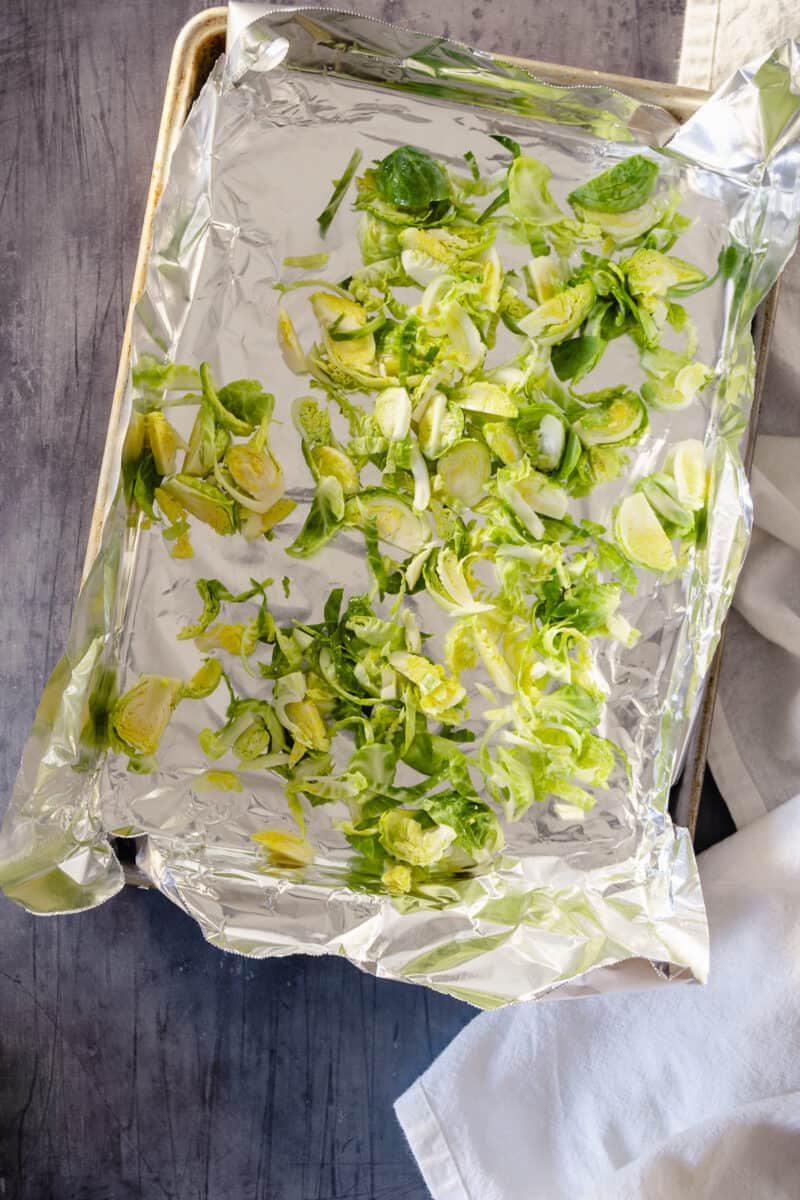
[395,795,800,1200]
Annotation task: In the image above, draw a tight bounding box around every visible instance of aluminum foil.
[3,9,800,1007]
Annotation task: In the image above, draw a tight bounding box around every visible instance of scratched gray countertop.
[0,3,685,1197]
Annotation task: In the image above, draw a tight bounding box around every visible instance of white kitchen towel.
[395,794,800,1200]
[680,0,800,827]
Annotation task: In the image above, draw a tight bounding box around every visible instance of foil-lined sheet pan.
[2,8,800,1007]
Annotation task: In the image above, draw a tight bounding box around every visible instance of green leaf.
[490,133,522,159]
[375,146,451,215]
[317,148,363,235]
[550,335,606,382]
[568,155,658,214]
[287,476,346,558]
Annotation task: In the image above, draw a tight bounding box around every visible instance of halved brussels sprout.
[518,282,595,346]
[310,292,376,370]
[615,492,676,572]
[110,675,182,757]
[455,381,518,418]
[437,439,492,507]
[374,386,412,441]
[162,476,237,534]
[310,445,360,495]
[358,489,431,553]
[572,389,647,446]
[416,393,465,460]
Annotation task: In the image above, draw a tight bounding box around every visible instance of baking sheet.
[3,8,800,1007]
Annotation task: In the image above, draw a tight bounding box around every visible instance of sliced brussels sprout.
[666,439,707,511]
[621,249,706,298]
[416,392,465,460]
[122,410,146,468]
[471,618,516,694]
[410,445,431,511]
[401,247,449,287]
[518,281,595,346]
[110,675,182,757]
[572,389,647,446]
[179,658,224,701]
[533,413,566,471]
[274,672,330,755]
[642,362,712,410]
[292,396,332,447]
[437,439,492,507]
[378,810,457,867]
[310,292,376,370]
[525,255,562,304]
[507,156,561,225]
[277,306,307,374]
[145,412,181,476]
[223,443,284,511]
[554,428,583,483]
[495,461,568,534]
[510,464,568,520]
[455,381,518,418]
[424,547,494,616]
[568,155,658,214]
[483,421,522,465]
[615,492,676,573]
[182,405,229,477]
[374,386,412,441]
[443,301,485,371]
[357,489,431,553]
[357,212,401,263]
[382,863,413,893]
[311,445,360,495]
[243,496,297,539]
[640,475,695,536]
[389,651,466,721]
[162,475,237,535]
[251,830,315,867]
